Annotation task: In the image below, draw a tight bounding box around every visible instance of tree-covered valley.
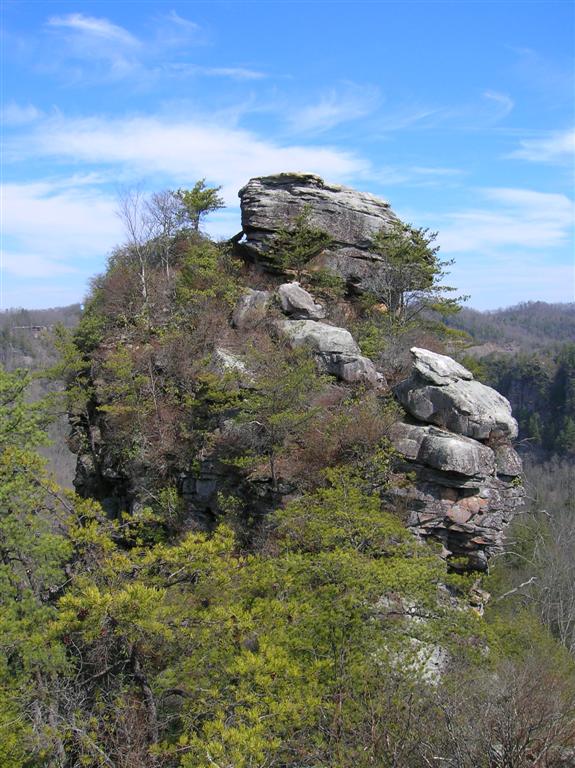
[1,176,574,767]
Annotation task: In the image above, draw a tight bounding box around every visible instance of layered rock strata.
[387,349,523,571]
[238,172,399,293]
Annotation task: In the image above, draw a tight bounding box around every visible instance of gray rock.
[390,423,495,477]
[212,347,248,374]
[328,354,382,386]
[279,319,381,386]
[395,348,518,440]
[409,347,473,385]
[418,429,495,477]
[494,444,523,477]
[231,289,270,330]
[278,281,326,320]
[388,413,523,571]
[281,319,361,356]
[238,173,399,293]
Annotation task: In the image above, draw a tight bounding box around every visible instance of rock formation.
[278,315,381,386]
[71,174,524,574]
[238,172,399,293]
[277,282,326,320]
[387,348,523,571]
[395,347,518,440]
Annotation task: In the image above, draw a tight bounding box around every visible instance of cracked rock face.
[395,348,518,440]
[388,349,523,572]
[238,173,399,292]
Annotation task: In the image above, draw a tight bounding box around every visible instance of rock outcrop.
[70,177,524,575]
[238,172,399,293]
[231,288,271,330]
[279,316,382,386]
[277,282,326,320]
[395,348,518,440]
[387,349,523,571]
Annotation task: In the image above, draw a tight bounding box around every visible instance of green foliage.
[176,239,241,311]
[2,362,573,766]
[479,343,575,454]
[230,343,325,488]
[370,219,466,322]
[174,179,225,231]
[307,266,347,299]
[266,205,333,278]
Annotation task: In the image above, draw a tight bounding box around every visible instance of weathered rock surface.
[281,319,361,356]
[280,318,381,386]
[238,173,399,293]
[278,282,326,320]
[387,349,523,571]
[231,288,271,330]
[395,348,518,440]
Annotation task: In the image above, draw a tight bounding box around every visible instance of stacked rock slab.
[275,282,382,386]
[388,348,523,571]
[238,172,398,293]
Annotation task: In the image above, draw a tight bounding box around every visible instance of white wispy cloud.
[482,90,515,120]
[430,186,575,307]
[10,113,369,203]
[1,102,43,126]
[374,91,514,134]
[3,180,123,276]
[509,128,575,163]
[290,82,381,133]
[41,11,212,83]
[46,13,140,47]
[200,67,266,81]
[439,187,574,253]
[167,64,266,81]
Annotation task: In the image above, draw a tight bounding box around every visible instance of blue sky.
[2,0,574,310]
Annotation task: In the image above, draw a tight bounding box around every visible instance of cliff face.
[70,173,523,572]
[388,348,523,571]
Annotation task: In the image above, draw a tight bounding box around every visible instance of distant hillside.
[0,304,82,370]
[447,302,575,457]
[448,301,575,353]
[0,304,82,487]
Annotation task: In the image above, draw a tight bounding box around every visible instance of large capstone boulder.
[278,282,326,320]
[280,319,381,386]
[238,173,399,293]
[395,348,518,440]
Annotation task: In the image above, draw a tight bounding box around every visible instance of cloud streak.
[10,113,370,202]
[289,82,381,133]
[439,187,574,253]
[47,13,140,47]
[509,128,575,163]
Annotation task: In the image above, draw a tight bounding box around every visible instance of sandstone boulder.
[395,348,518,440]
[281,319,361,356]
[231,288,271,330]
[390,423,495,477]
[277,282,326,320]
[280,319,380,386]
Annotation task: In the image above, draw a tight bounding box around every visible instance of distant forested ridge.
[449,302,575,456]
[449,301,575,351]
